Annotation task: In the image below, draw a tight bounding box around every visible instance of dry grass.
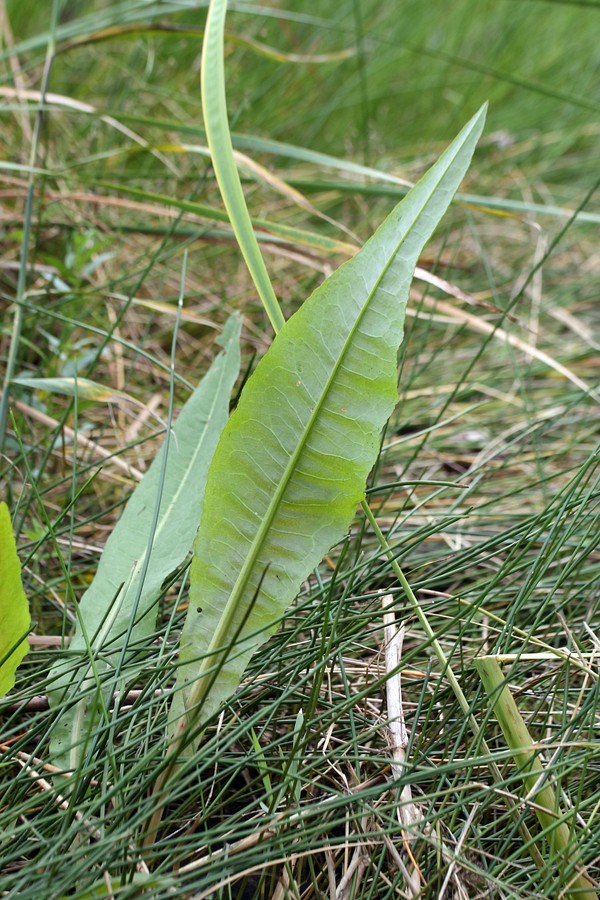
[1,1,599,897]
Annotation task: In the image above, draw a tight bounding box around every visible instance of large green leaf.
[48,315,242,772]
[169,106,487,745]
[0,501,30,697]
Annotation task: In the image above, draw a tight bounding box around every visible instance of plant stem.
[476,656,597,900]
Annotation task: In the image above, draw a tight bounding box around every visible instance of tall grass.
[1,1,598,897]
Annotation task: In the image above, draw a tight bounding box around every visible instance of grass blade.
[201,0,284,332]
[11,376,143,406]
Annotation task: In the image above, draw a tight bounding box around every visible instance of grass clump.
[1,1,599,897]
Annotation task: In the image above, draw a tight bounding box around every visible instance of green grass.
[1,0,599,897]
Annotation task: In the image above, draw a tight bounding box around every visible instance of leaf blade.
[48,315,242,770]
[10,376,137,404]
[170,106,487,741]
[0,502,30,697]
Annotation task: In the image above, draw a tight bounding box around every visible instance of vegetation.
[1,1,598,897]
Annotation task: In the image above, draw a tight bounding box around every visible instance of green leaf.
[48,315,242,772]
[11,375,140,406]
[200,0,285,331]
[169,105,487,745]
[0,501,30,697]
